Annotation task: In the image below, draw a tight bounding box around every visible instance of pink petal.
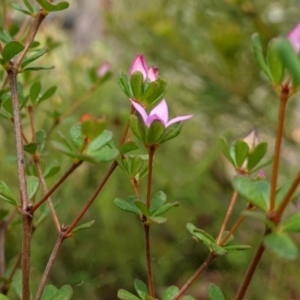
[148,67,159,82]
[150,100,169,125]
[166,115,193,127]
[130,54,148,80]
[146,114,164,127]
[287,22,300,53]
[97,62,110,78]
[130,100,149,124]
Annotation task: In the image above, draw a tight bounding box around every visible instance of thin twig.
[144,223,154,297]
[119,105,135,146]
[31,161,82,213]
[173,253,216,300]
[216,190,238,244]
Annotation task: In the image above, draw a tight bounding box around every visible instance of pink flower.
[287,22,300,53]
[97,62,110,78]
[130,54,159,82]
[131,99,193,128]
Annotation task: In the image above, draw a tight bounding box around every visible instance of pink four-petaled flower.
[130,54,159,82]
[287,22,300,53]
[131,99,193,128]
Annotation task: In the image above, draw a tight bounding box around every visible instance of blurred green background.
[2,0,300,299]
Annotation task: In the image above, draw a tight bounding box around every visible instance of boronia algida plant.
[1,1,300,300]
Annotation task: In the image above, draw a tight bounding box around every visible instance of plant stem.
[269,86,289,212]
[31,161,82,214]
[34,233,65,300]
[173,253,216,300]
[34,154,61,232]
[65,161,118,235]
[144,223,155,297]
[216,190,238,244]
[220,215,246,246]
[235,240,266,300]
[119,105,135,146]
[146,146,155,208]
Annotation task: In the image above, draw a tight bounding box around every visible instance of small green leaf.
[148,216,168,224]
[50,285,73,300]
[0,294,10,300]
[24,142,38,155]
[30,81,41,104]
[241,210,275,229]
[117,289,140,300]
[207,283,226,300]
[36,0,69,12]
[89,146,119,162]
[130,156,143,177]
[1,41,24,62]
[118,72,132,98]
[41,285,58,300]
[247,142,268,171]
[114,198,140,215]
[141,78,167,106]
[51,141,74,157]
[162,286,179,300]
[224,245,251,251]
[70,123,84,150]
[134,200,150,216]
[275,180,300,209]
[23,0,34,12]
[86,130,113,152]
[72,220,95,233]
[252,33,273,81]
[160,122,183,143]
[119,141,139,154]
[152,202,179,216]
[23,66,54,71]
[276,38,300,87]
[264,231,298,260]
[130,71,144,100]
[281,213,300,233]
[44,161,61,179]
[210,243,227,256]
[12,270,22,300]
[146,119,165,145]
[220,137,235,165]
[267,39,284,84]
[21,47,48,68]
[11,3,32,16]
[230,139,249,168]
[187,223,216,248]
[38,86,57,103]
[233,176,270,212]
[150,191,167,213]
[129,115,145,142]
[0,181,18,206]
[134,279,148,299]
[26,176,39,200]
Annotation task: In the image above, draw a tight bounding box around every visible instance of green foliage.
[0,181,18,206]
[1,41,24,63]
[40,284,73,300]
[36,0,69,12]
[26,175,40,200]
[281,213,300,233]
[208,283,226,300]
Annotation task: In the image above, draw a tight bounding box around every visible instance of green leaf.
[146,119,165,145]
[224,245,251,251]
[247,142,268,171]
[21,48,48,68]
[11,3,32,16]
[130,71,144,100]
[276,38,300,87]
[44,161,61,179]
[182,297,197,300]
[233,176,270,212]
[24,142,38,155]
[207,283,226,300]
[72,220,95,233]
[141,78,167,106]
[114,198,140,215]
[0,294,10,300]
[148,216,168,224]
[130,156,143,177]
[210,243,227,256]
[275,180,300,209]
[134,200,150,217]
[26,176,39,200]
[150,191,167,213]
[241,210,275,229]
[152,202,179,216]
[119,141,139,155]
[117,289,140,300]
[38,86,57,103]
[129,115,145,142]
[36,0,69,12]
[118,72,132,98]
[264,231,298,260]
[23,66,54,71]
[86,130,113,152]
[12,270,22,300]
[251,33,273,81]
[220,137,234,165]
[70,123,84,150]
[88,146,119,162]
[160,122,183,143]
[281,213,300,233]
[23,0,34,12]
[51,141,74,157]
[30,81,41,104]
[267,39,284,84]
[41,285,58,300]
[50,285,73,300]
[230,139,249,168]
[0,181,18,206]
[1,41,24,62]
[251,155,273,173]
[134,279,148,299]
[162,286,179,300]
[187,223,216,248]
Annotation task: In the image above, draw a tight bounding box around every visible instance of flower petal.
[288,22,300,53]
[130,54,148,80]
[166,115,193,127]
[130,100,149,125]
[97,62,110,78]
[150,99,168,125]
[145,114,164,127]
[148,67,159,82]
